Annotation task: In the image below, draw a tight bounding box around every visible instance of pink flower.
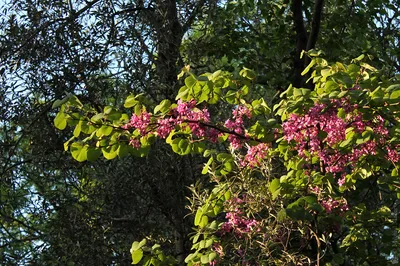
[205,128,220,143]
[212,243,224,257]
[337,174,346,187]
[224,105,252,149]
[220,197,258,236]
[172,99,211,138]
[228,135,242,149]
[157,118,176,138]
[241,143,269,168]
[281,99,396,182]
[310,186,321,194]
[387,147,400,163]
[123,111,152,135]
[321,197,348,214]
[129,138,141,148]
[176,99,196,116]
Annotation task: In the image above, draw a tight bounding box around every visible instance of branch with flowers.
[54,54,400,265]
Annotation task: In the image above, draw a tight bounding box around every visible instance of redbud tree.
[54,53,400,265]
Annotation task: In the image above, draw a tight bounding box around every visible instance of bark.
[292,0,324,89]
[292,0,308,88]
[153,0,184,101]
[305,0,324,89]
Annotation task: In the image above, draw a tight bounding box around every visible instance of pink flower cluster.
[122,101,254,150]
[224,106,252,149]
[122,100,218,147]
[220,197,258,236]
[121,111,151,135]
[129,138,141,148]
[208,243,224,266]
[240,143,269,168]
[321,197,349,214]
[387,147,400,163]
[282,99,399,184]
[156,117,176,139]
[157,99,212,139]
[283,102,347,155]
[172,100,222,141]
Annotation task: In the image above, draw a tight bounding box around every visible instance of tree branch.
[304,0,324,89]
[9,0,102,57]
[292,0,308,88]
[306,0,324,52]
[182,0,207,33]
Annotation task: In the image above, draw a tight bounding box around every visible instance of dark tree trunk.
[292,0,308,88]
[154,0,184,101]
[292,0,324,89]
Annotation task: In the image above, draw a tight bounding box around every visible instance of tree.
[1,0,399,265]
[1,0,212,264]
[55,55,400,265]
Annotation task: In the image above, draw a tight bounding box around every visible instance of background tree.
[0,0,399,265]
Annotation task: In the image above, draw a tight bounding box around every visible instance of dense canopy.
[0,0,399,265]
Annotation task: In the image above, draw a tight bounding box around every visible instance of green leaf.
[171,138,192,155]
[52,97,69,109]
[224,190,232,200]
[347,64,361,79]
[199,215,208,228]
[80,123,96,135]
[124,95,138,108]
[54,111,67,130]
[68,95,83,108]
[131,249,143,264]
[176,87,189,100]
[192,142,206,154]
[134,104,142,115]
[104,106,113,114]
[360,62,377,72]
[194,209,203,226]
[269,179,281,194]
[208,252,217,263]
[64,136,75,152]
[138,239,147,249]
[277,209,287,222]
[301,58,316,76]
[239,67,256,80]
[87,148,101,161]
[202,157,213,175]
[102,144,119,160]
[268,178,281,200]
[391,168,398,177]
[70,142,88,162]
[216,153,232,162]
[154,99,171,114]
[192,234,200,244]
[201,254,210,264]
[185,75,197,88]
[108,110,122,121]
[337,108,346,119]
[96,125,113,137]
[352,54,365,62]
[390,89,400,100]
[73,120,82,137]
[120,113,129,124]
[185,253,198,263]
[323,80,339,93]
[211,70,222,80]
[117,143,130,158]
[91,113,104,123]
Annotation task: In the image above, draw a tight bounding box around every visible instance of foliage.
[55,55,400,265]
[2,0,400,265]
